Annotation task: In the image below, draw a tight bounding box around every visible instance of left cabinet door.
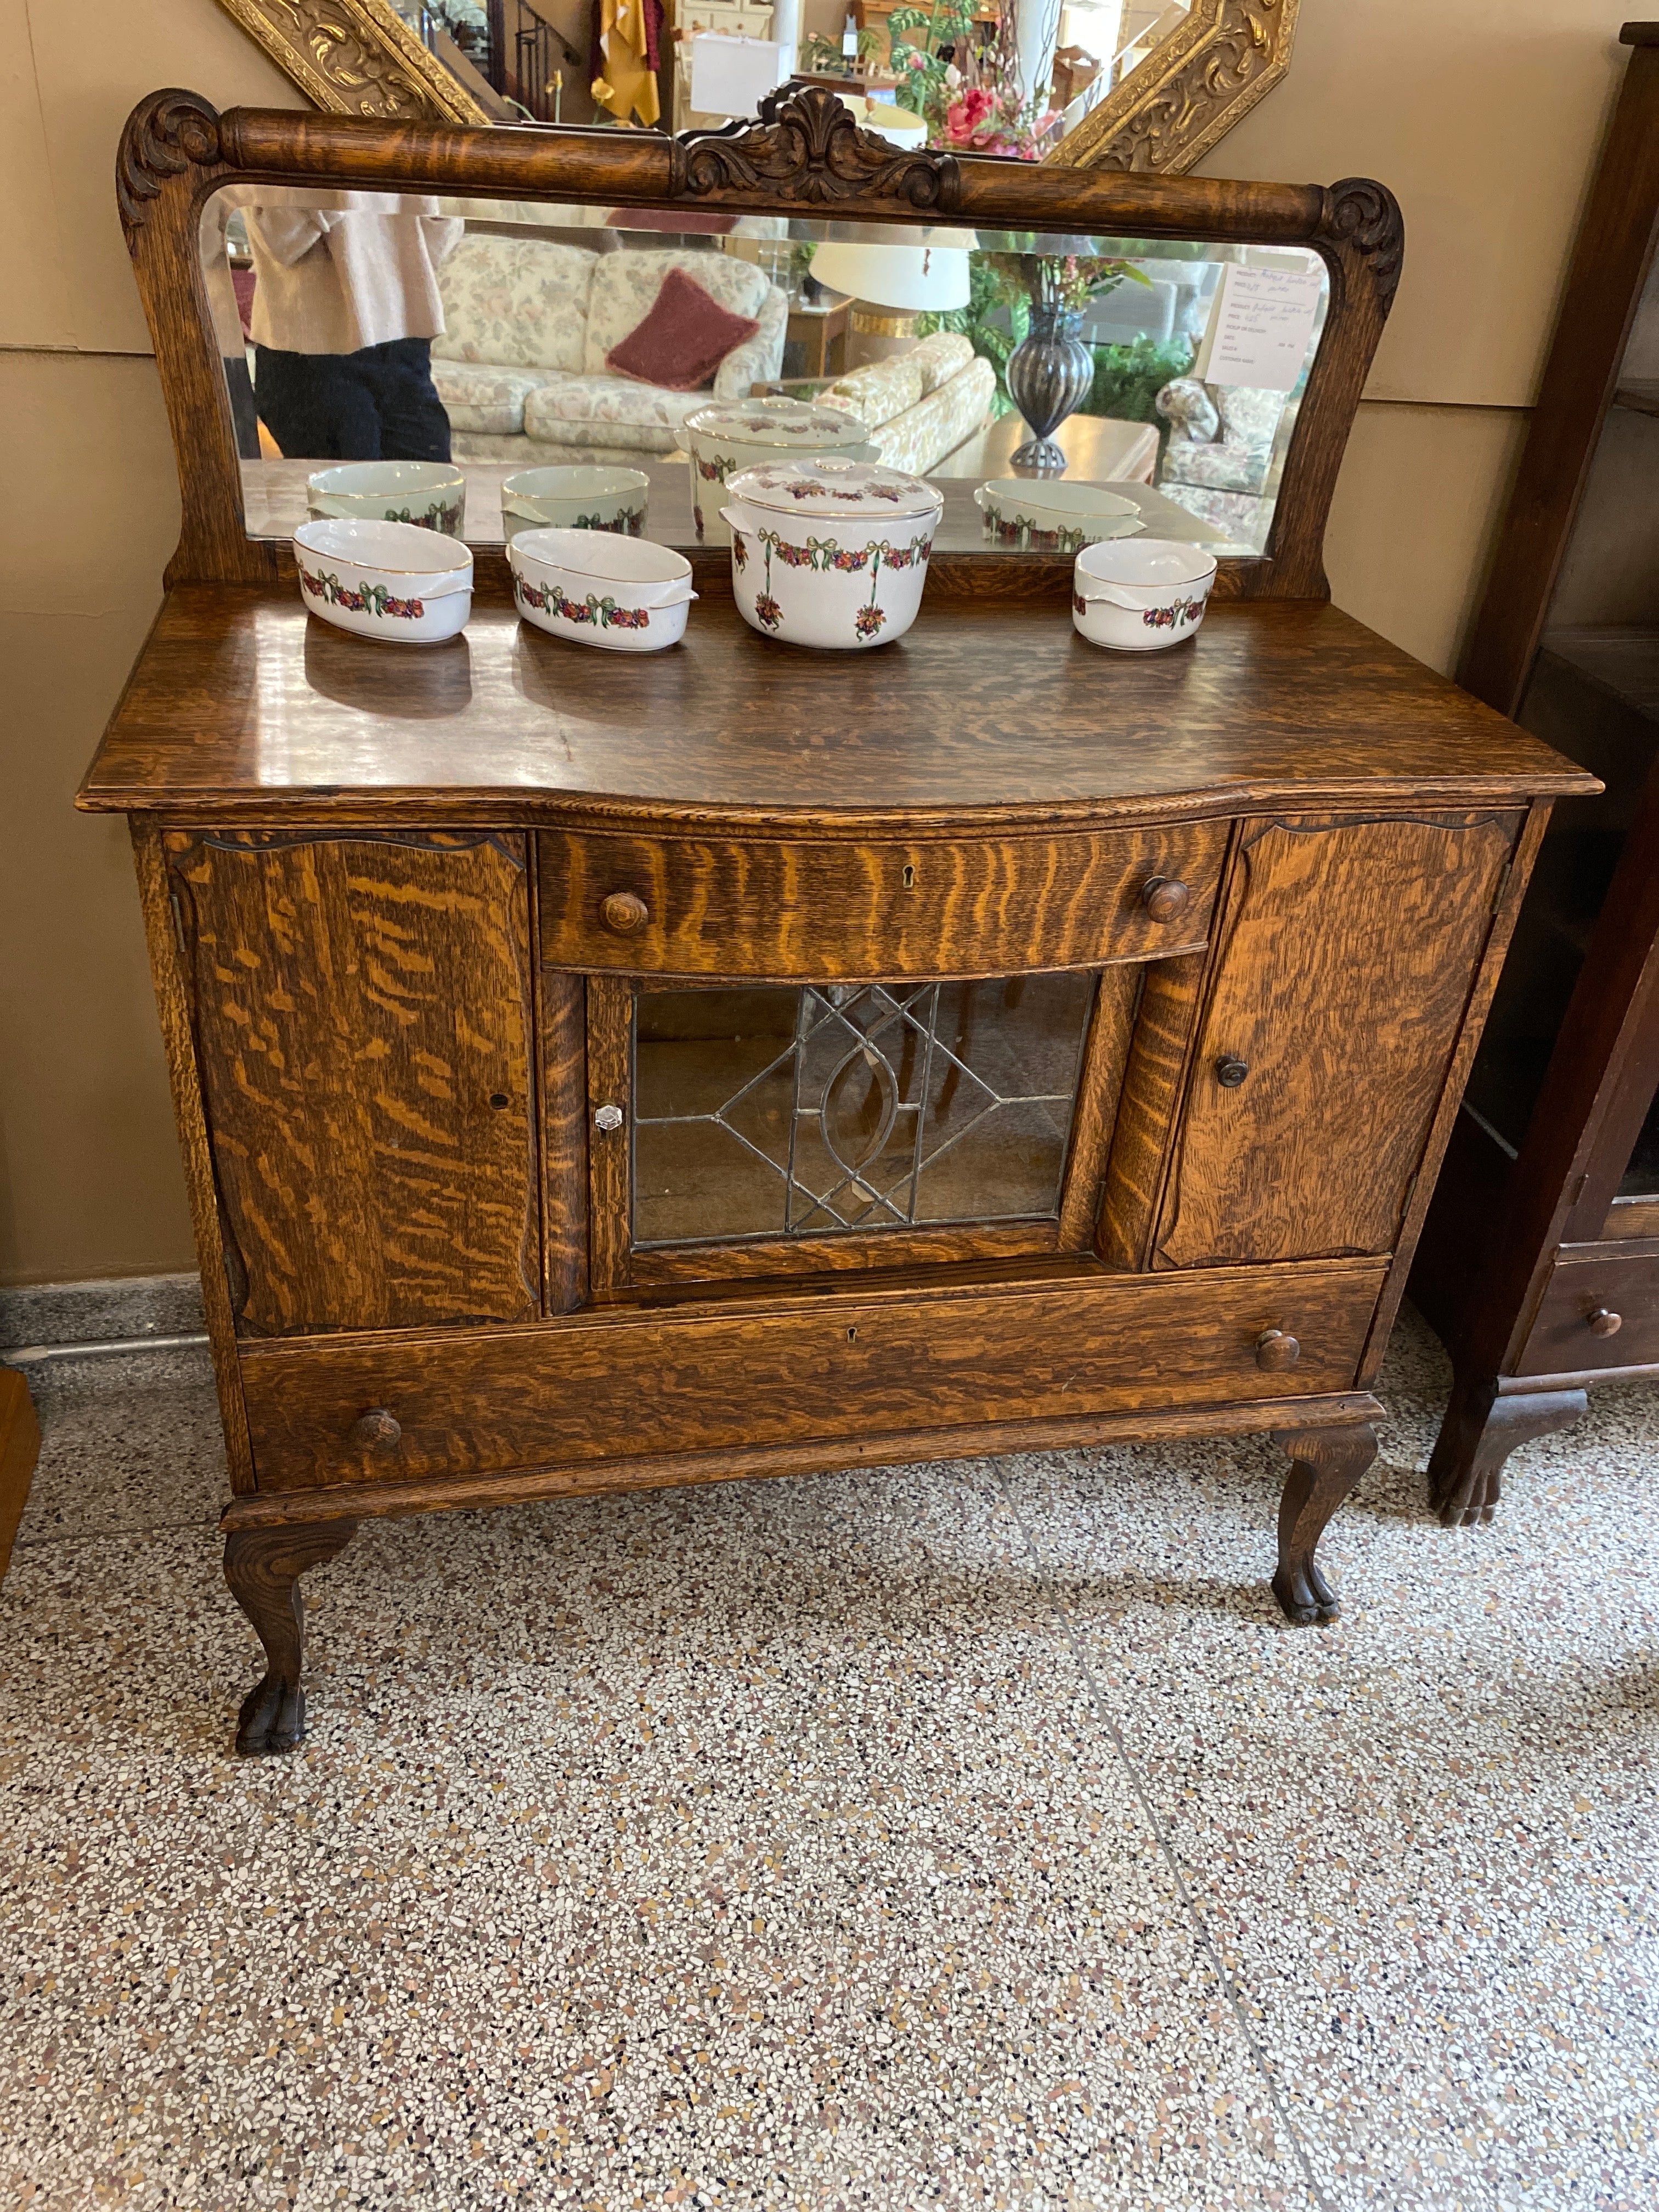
[166,831,540,1336]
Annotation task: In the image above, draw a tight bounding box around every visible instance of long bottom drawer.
[241,1261,1387,1493]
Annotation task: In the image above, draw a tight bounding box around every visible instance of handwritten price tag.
[1201,266,1324,392]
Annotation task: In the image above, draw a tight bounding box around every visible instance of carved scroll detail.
[1049,0,1299,174]
[1318,178,1407,315]
[210,0,487,123]
[116,89,225,236]
[673,86,960,212]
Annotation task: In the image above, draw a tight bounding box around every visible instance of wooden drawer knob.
[1142,876,1192,924]
[1215,1054,1250,1088]
[600,890,649,935]
[1256,1328,1300,1371]
[1588,1307,1623,1338]
[351,1408,402,1451]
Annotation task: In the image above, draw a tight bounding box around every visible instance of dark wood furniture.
[1411,24,1659,1525]
[84,86,1591,1753]
[0,1369,41,1586]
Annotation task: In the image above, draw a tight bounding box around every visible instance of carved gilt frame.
[210,0,490,123]
[116,84,1400,602]
[1050,0,1301,173]
[209,0,1296,171]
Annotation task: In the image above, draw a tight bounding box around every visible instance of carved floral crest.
[672,86,959,213]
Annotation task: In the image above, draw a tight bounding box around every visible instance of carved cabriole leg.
[1426,1376,1588,1529]
[223,1521,359,1756]
[1270,1422,1378,1627]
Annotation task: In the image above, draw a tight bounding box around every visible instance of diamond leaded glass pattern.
[632,974,1096,1249]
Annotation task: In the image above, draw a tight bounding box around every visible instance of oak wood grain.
[538,968,588,1314]
[1056,964,1142,1248]
[238,1257,1387,1491]
[221,1389,1384,1530]
[130,820,258,1490]
[1155,812,1519,1267]
[585,976,634,1297]
[1095,951,1209,1268]
[77,595,1594,831]
[1358,797,1553,1382]
[538,821,1227,980]
[168,831,539,1335]
[627,1218,1064,1286]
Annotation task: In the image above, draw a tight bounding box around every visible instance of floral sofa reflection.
[431,232,788,465]
[1154,376,1297,554]
[812,340,997,475]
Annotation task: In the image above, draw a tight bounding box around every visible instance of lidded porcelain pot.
[684,397,877,545]
[721,457,944,651]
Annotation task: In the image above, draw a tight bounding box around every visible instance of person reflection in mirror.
[229,189,464,461]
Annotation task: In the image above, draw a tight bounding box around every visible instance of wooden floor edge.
[219,1391,1385,1531]
[0,1369,43,1584]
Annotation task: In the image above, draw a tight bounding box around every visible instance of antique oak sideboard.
[82,91,1594,1752]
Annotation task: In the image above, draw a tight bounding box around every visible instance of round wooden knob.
[351,1408,402,1451]
[600,890,649,935]
[1215,1054,1250,1089]
[1142,876,1192,924]
[1256,1328,1300,1371]
[1588,1307,1623,1338]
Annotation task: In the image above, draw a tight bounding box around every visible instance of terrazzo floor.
[1,1308,1655,2210]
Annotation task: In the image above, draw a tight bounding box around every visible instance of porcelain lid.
[685,397,871,447]
[980,478,1142,518]
[725,457,944,520]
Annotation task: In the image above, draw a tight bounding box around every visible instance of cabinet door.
[1154,813,1517,1267]
[167,831,539,1335]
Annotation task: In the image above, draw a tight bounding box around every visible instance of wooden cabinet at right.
[1102,812,1520,1273]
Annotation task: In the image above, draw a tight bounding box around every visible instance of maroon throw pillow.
[605,266,760,393]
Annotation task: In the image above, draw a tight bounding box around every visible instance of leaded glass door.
[583,967,1141,1291]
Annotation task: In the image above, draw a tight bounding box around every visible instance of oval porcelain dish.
[292,517,473,644]
[722,459,944,652]
[306,460,467,537]
[509,527,696,653]
[501,464,648,540]
[974,478,1143,553]
[1071,538,1219,653]
[684,397,878,546]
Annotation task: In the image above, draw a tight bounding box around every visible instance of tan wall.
[0,0,1638,1280]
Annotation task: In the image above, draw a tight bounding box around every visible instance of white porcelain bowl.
[509,527,696,653]
[1071,538,1218,652]
[722,459,943,652]
[975,478,1144,553]
[684,398,878,546]
[292,517,473,644]
[306,460,466,537]
[501,465,648,541]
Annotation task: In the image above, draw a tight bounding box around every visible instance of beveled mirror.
[137,83,1393,603]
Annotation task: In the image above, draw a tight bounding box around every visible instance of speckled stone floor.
[1,1308,1655,2210]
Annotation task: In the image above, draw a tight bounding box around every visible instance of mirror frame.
[211,0,491,125]
[119,83,1399,602]
[208,0,1298,171]
[1051,0,1302,174]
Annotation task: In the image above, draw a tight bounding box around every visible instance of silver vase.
[1005,303,1094,471]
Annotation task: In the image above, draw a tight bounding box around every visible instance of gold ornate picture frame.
[210,0,1299,170]
[1049,0,1301,173]
[210,0,491,123]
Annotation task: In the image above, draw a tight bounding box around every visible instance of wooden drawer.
[240,1258,1385,1491]
[537,820,1231,980]
[1517,1246,1659,1376]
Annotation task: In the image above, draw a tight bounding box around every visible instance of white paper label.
[1199,266,1323,392]
[689,35,787,120]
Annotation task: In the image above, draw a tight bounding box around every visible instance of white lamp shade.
[810,234,972,314]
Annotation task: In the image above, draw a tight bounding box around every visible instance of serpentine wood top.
[80,586,1594,830]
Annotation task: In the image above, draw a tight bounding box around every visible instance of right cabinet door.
[1154,812,1519,1268]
